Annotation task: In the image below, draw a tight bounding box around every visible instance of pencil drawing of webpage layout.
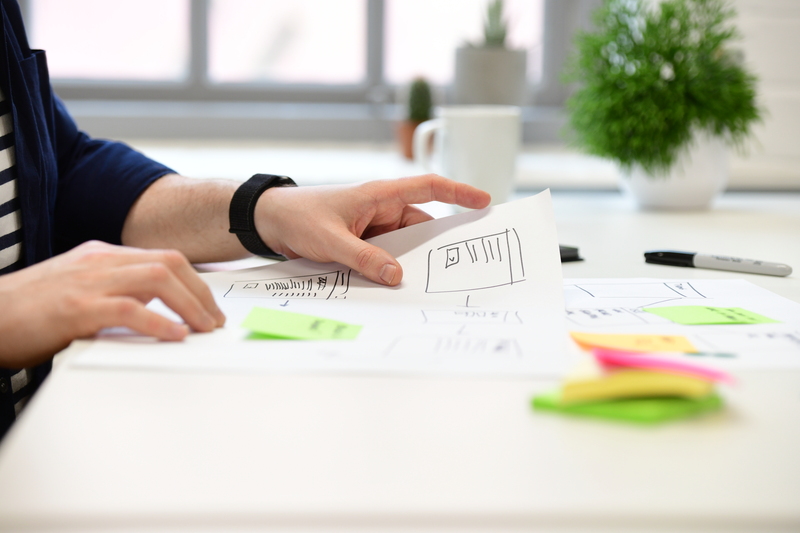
[74,191,571,376]
[563,278,800,368]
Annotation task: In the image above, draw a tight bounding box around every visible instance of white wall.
[731,0,800,188]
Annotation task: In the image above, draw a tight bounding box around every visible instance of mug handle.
[413,119,442,171]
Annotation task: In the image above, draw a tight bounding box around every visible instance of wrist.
[228,174,296,258]
[253,185,293,257]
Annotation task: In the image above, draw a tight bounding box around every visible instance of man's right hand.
[0,241,225,368]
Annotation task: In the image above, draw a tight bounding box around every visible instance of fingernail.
[379,263,397,284]
[168,323,189,340]
[201,312,216,331]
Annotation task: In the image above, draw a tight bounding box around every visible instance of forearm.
[121,173,491,284]
[121,174,249,263]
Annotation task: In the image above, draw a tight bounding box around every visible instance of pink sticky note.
[592,347,734,384]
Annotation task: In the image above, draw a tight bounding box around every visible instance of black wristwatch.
[229,173,297,259]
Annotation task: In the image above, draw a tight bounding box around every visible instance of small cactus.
[407,78,432,123]
[483,0,508,48]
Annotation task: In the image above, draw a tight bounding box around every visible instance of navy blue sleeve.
[51,96,176,254]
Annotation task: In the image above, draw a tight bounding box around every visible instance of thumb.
[330,232,403,286]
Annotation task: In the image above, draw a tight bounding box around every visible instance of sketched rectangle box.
[573,282,705,299]
[421,310,522,324]
[224,270,351,300]
[426,229,525,293]
[386,336,522,357]
[566,307,656,327]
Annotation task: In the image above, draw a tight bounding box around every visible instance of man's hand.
[254,174,491,286]
[0,241,225,368]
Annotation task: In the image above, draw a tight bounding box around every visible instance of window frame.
[19,0,600,141]
[22,0,390,104]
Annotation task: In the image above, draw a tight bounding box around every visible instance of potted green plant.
[397,77,433,160]
[563,0,761,209]
[453,0,527,106]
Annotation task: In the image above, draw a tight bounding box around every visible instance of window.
[29,0,190,82]
[21,0,595,141]
[207,0,366,85]
[25,0,549,97]
[384,0,544,86]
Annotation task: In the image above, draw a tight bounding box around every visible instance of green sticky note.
[643,306,779,325]
[242,307,362,340]
[532,391,723,424]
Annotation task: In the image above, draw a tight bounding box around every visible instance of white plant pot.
[453,47,527,106]
[619,133,729,210]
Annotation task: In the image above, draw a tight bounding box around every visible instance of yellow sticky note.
[242,307,361,340]
[570,332,697,353]
[561,358,713,404]
[563,372,714,404]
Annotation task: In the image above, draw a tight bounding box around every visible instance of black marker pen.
[644,250,792,277]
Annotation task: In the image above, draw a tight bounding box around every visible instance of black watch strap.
[229,174,297,258]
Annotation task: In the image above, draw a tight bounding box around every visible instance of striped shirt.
[0,86,22,274]
[0,86,31,436]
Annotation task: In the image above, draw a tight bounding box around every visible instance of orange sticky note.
[569,332,697,353]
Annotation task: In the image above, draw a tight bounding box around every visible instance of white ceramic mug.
[413,106,521,206]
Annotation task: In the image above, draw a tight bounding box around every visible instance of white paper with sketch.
[564,278,800,368]
[73,190,574,376]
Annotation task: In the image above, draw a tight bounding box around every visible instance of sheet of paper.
[564,278,800,368]
[73,191,573,377]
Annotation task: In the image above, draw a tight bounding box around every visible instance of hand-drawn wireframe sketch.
[421,309,522,324]
[564,281,711,326]
[426,228,525,293]
[695,331,800,353]
[72,191,575,376]
[566,281,707,309]
[565,307,668,327]
[224,270,351,300]
[386,336,522,357]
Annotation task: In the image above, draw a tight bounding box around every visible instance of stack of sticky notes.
[533,348,730,424]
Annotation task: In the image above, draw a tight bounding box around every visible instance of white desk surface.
[1,191,799,532]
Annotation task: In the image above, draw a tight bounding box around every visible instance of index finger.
[82,245,225,327]
[367,174,491,210]
[151,250,226,327]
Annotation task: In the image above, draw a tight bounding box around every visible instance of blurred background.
[20,0,800,190]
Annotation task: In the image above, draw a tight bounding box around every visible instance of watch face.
[275,176,297,187]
